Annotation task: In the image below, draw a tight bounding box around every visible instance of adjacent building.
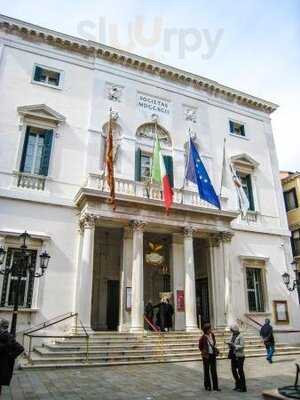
[0,14,298,335]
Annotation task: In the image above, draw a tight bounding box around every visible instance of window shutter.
[20,126,31,172]
[163,155,174,188]
[39,130,53,176]
[246,175,255,211]
[229,120,234,133]
[135,148,142,181]
[34,66,43,81]
[240,125,245,136]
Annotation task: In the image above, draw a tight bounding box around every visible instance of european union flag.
[185,138,221,209]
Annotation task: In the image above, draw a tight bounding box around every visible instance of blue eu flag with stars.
[185,138,221,209]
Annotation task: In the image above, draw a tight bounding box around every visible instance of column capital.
[130,220,146,232]
[220,231,234,243]
[209,233,221,248]
[80,213,97,231]
[183,225,194,238]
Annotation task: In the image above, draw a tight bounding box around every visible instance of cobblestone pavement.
[2,355,299,400]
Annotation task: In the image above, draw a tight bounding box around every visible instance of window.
[284,188,298,211]
[246,267,265,312]
[33,65,62,88]
[20,126,53,176]
[291,230,300,257]
[239,173,255,211]
[135,148,174,186]
[0,248,37,308]
[140,153,151,181]
[229,120,245,137]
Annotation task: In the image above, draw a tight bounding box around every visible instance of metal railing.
[144,316,165,361]
[22,312,90,363]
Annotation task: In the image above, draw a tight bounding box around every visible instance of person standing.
[227,324,247,392]
[0,319,24,396]
[260,318,275,363]
[165,299,174,332]
[199,323,220,392]
[145,300,154,330]
[154,299,168,332]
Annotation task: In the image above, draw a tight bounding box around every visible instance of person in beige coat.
[227,324,247,392]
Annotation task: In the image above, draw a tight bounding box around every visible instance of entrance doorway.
[106,280,120,330]
[196,278,210,327]
[91,227,122,331]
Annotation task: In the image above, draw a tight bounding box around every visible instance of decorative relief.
[136,123,171,145]
[130,220,146,232]
[183,226,194,238]
[79,213,97,231]
[184,107,197,123]
[106,83,123,102]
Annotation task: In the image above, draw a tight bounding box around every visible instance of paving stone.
[1,356,299,400]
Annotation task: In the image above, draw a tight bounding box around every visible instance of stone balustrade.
[86,173,217,210]
[15,172,46,191]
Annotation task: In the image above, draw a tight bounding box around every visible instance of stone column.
[221,232,234,327]
[171,233,185,330]
[77,215,96,328]
[183,226,198,331]
[130,220,146,333]
[119,227,133,332]
[209,231,234,328]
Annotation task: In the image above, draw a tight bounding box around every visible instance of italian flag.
[151,134,173,213]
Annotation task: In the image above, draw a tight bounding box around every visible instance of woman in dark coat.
[154,299,168,331]
[199,323,220,392]
[165,299,174,331]
[0,319,23,396]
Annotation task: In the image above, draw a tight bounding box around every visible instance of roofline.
[0,14,279,114]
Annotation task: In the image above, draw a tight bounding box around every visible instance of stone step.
[35,343,297,357]
[22,351,300,370]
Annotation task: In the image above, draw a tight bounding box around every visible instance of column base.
[185,326,201,332]
[130,326,144,334]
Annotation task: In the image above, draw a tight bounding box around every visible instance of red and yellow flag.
[106,111,116,210]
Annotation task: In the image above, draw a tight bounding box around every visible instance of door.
[196,278,210,327]
[106,280,120,331]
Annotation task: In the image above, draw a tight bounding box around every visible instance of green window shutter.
[229,120,234,133]
[163,155,174,188]
[20,126,31,172]
[39,129,53,176]
[135,148,142,181]
[240,125,245,136]
[34,66,43,81]
[246,175,255,211]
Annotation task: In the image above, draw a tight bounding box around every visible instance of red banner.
[177,290,184,312]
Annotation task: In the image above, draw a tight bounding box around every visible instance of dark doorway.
[106,280,120,330]
[196,278,210,327]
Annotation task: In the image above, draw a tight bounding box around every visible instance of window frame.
[246,267,265,312]
[284,188,298,212]
[291,229,300,257]
[19,125,54,177]
[31,63,64,90]
[140,151,152,182]
[229,119,247,138]
[0,247,37,309]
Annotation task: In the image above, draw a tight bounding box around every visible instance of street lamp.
[0,231,50,337]
[282,261,299,292]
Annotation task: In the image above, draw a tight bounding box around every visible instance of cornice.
[0,14,278,115]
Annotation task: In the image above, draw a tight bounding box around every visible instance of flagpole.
[181,128,192,204]
[219,137,227,197]
[101,108,112,192]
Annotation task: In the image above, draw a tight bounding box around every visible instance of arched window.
[135,123,173,185]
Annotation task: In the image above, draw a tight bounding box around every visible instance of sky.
[1,0,299,170]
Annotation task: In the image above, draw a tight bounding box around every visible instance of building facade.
[281,171,300,299]
[0,14,298,334]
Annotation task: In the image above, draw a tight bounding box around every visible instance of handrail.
[244,315,300,334]
[144,315,161,333]
[21,312,77,335]
[22,312,90,363]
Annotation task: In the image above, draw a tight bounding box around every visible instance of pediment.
[17,104,66,125]
[231,153,259,169]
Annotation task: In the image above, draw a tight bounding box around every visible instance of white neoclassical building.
[0,14,299,335]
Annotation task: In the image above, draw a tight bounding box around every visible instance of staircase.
[20,329,300,369]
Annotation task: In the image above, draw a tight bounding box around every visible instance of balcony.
[85,173,218,210]
[14,172,46,191]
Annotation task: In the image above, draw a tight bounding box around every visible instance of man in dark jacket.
[0,318,23,396]
[260,318,275,363]
[165,299,174,332]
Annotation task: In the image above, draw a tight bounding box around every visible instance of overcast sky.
[1,0,299,171]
